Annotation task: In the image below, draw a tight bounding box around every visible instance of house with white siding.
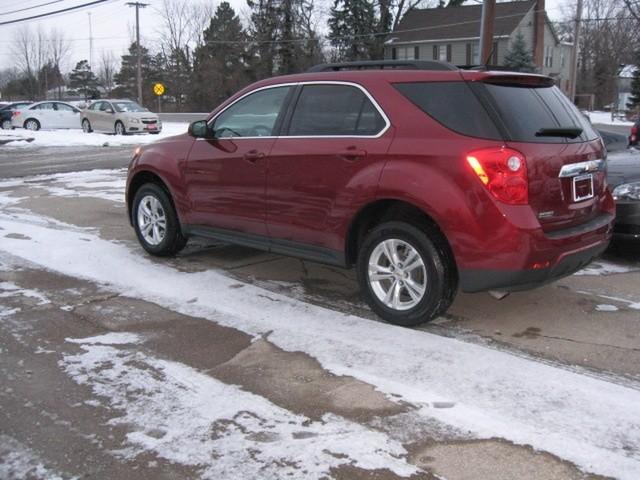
[384,0,574,94]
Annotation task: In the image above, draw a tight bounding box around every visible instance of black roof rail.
[457,64,527,72]
[307,60,458,72]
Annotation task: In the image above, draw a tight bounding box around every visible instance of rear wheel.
[114,121,126,135]
[132,183,187,256]
[82,119,92,133]
[24,119,40,131]
[357,221,456,326]
[1,119,12,130]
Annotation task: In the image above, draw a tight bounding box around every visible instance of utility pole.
[479,0,496,65]
[88,12,93,71]
[569,0,583,104]
[126,2,148,106]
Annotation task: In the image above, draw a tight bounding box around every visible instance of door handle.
[244,149,265,162]
[337,147,367,161]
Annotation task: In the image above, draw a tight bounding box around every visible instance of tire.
[82,119,92,133]
[114,121,126,135]
[357,221,457,326]
[1,119,12,130]
[132,183,187,256]
[24,119,40,131]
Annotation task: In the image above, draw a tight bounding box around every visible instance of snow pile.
[61,333,417,479]
[587,111,635,126]
[0,122,188,148]
[0,435,73,480]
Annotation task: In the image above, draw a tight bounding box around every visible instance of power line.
[0,0,111,27]
[0,0,65,16]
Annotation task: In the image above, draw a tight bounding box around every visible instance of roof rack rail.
[307,60,458,72]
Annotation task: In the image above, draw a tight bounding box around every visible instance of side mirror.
[188,120,212,139]
[106,108,114,114]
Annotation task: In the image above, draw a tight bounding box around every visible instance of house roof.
[388,0,535,44]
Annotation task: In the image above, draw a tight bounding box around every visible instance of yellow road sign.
[153,83,165,96]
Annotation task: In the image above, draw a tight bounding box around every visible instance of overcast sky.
[0,0,571,72]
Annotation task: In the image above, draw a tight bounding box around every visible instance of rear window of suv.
[481,83,599,143]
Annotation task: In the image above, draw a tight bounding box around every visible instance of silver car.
[81,99,162,135]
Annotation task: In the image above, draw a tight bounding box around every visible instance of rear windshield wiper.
[535,127,583,139]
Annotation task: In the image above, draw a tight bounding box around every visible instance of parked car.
[0,101,32,130]
[12,101,81,131]
[126,60,614,326]
[608,153,640,244]
[81,99,161,135]
[629,119,639,147]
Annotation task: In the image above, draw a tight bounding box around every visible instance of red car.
[126,61,614,326]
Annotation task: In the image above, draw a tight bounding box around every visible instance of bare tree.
[98,50,119,96]
[49,28,71,99]
[13,26,47,99]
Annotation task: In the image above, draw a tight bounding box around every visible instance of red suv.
[126,61,614,326]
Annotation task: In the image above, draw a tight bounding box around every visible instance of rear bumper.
[459,239,609,292]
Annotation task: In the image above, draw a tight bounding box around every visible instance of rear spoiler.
[461,71,555,88]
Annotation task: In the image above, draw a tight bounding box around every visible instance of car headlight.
[129,118,140,124]
[612,181,640,201]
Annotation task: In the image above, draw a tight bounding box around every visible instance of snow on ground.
[575,258,639,276]
[0,122,188,148]
[2,194,640,479]
[587,111,635,126]
[0,434,74,480]
[61,333,416,479]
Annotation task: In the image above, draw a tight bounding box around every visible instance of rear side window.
[482,84,599,143]
[287,84,386,136]
[394,82,502,140]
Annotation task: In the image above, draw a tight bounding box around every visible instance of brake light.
[632,125,638,142]
[12,111,20,117]
[466,147,528,205]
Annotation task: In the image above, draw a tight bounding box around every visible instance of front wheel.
[357,221,456,326]
[132,183,187,256]
[114,121,126,135]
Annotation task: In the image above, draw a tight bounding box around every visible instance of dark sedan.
[608,152,640,243]
[0,101,32,130]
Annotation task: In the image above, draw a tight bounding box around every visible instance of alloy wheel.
[136,195,167,246]
[367,238,427,311]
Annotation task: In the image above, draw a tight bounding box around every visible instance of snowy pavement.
[1,168,640,479]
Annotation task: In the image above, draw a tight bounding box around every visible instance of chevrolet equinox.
[126,61,614,326]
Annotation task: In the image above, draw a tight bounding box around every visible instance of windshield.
[482,84,599,143]
[112,101,146,113]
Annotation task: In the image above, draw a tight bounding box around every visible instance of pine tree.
[503,32,535,72]
[113,43,163,106]
[192,2,250,109]
[328,0,377,61]
[626,54,640,112]
[68,60,99,100]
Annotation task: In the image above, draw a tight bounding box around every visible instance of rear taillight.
[12,111,20,117]
[466,147,528,205]
[632,125,638,142]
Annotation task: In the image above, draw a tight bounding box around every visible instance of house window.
[415,46,420,60]
[560,50,565,68]
[395,46,417,60]
[433,45,438,60]
[544,46,553,68]
[392,47,397,60]
[446,44,452,62]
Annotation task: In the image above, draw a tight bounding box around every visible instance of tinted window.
[88,102,101,111]
[483,84,598,143]
[213,86,290,138]
[394,82,501,140]
[113,101,145,112]
[288,84,386,136]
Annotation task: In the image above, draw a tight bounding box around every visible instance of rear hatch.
[467,74,607,233]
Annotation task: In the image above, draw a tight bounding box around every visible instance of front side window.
[88,102,101,111]
[56,103,76,112]
[213,86,291,138]
[287,84,386,137]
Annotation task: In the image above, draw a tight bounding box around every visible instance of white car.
[12,101,82,131]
